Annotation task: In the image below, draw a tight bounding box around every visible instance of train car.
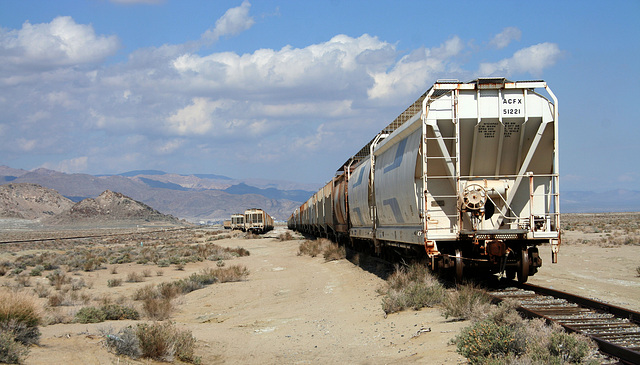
[244,208,274,234]
[230,213,245,231]
[223,220,231,229]
[291,78,560,282]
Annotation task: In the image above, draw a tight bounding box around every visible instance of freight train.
[229,208,274,234]
[288,78,560,282]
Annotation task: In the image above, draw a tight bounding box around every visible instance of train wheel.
[455,249,464,282]
[517,249,529,283]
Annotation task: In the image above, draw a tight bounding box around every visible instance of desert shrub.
[278,231,294,241]
[135,322,197,363]
[75,306,106,323]
[546,330,595,363]
[142,297,174,321]
[71,278,86,291]
[156,282,181,300]
[456,319,524,363]
[142,269,152,277]
[102,326,141,359]
[107,278,122,287]
[126,272,144,283]
[47,292,65,307]
[212,265,249,283]
[298,239,325,257]
[380,263,445,314]
[100,304,139,321]
[637,266,640,277]
[157,259,170,267]
[442,283,492,321]
[14,273,31,288]
[0,290,41,346]
[0,331,29,364]
[323,242,346,261]
[33,283,50,298]
[454,301,597,364]
[46,269,70,290]
[0,262,12,276]
[29,265,45,277]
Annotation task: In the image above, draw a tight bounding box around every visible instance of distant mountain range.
[0,166,317,222]
[0,165,637,222]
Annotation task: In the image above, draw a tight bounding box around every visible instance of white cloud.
[0,16,120,70]
[368,36,464,101]
[16,138,37,152]
[155,139,184,154]
[479,43,562,77]
[0,9,566,180]
[173,34,393,97]
[490,27,521,49]
[43,156,88,173]
[166,98,217,135]
[201,1,255,42]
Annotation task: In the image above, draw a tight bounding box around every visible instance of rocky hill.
[0,183,182,225]
[45,190,182,225]
[0,183,74,219]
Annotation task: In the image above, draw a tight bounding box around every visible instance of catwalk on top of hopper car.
[288,78,560,283]
[230,208,274,234]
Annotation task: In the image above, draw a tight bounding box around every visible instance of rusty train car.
[243,208,274,234]
[288,78,560,282]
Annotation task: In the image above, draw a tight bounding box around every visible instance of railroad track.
[0,226,195,245]
[488,282,640,364]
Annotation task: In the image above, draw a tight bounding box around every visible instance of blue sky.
[0,0,638,192]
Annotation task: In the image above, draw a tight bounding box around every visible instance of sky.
[0,0,638,192]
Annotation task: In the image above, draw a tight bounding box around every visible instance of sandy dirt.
[2,224,639,364]
[528,242,640,312]
[12,227,466,364]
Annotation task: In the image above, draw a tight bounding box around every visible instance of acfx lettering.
[502,98,523,105]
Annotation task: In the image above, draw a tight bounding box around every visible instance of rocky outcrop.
[0,183,74,219]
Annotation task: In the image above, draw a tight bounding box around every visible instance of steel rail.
[488,282,640,364]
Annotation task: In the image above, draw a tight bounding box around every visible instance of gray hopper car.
[289,78,560,282]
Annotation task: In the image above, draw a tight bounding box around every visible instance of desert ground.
[0,214,638,364]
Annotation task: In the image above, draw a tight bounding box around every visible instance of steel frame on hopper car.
[288,78,560,283]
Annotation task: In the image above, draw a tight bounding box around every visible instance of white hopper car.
[289,78,560,282]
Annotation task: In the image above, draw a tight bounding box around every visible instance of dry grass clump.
[323,242,346,261]
[126,272,144,283]
[441,283,493,321]
[379,263,445,314]
[453,300,598,364]
[0,290,42,363]
[133,265,249,320]
[102,322,198,363]
[298,240,324,257]
[74,304,140,323]
[277,231,294,241]
[136,322,197,363]
[298,238,346,261]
